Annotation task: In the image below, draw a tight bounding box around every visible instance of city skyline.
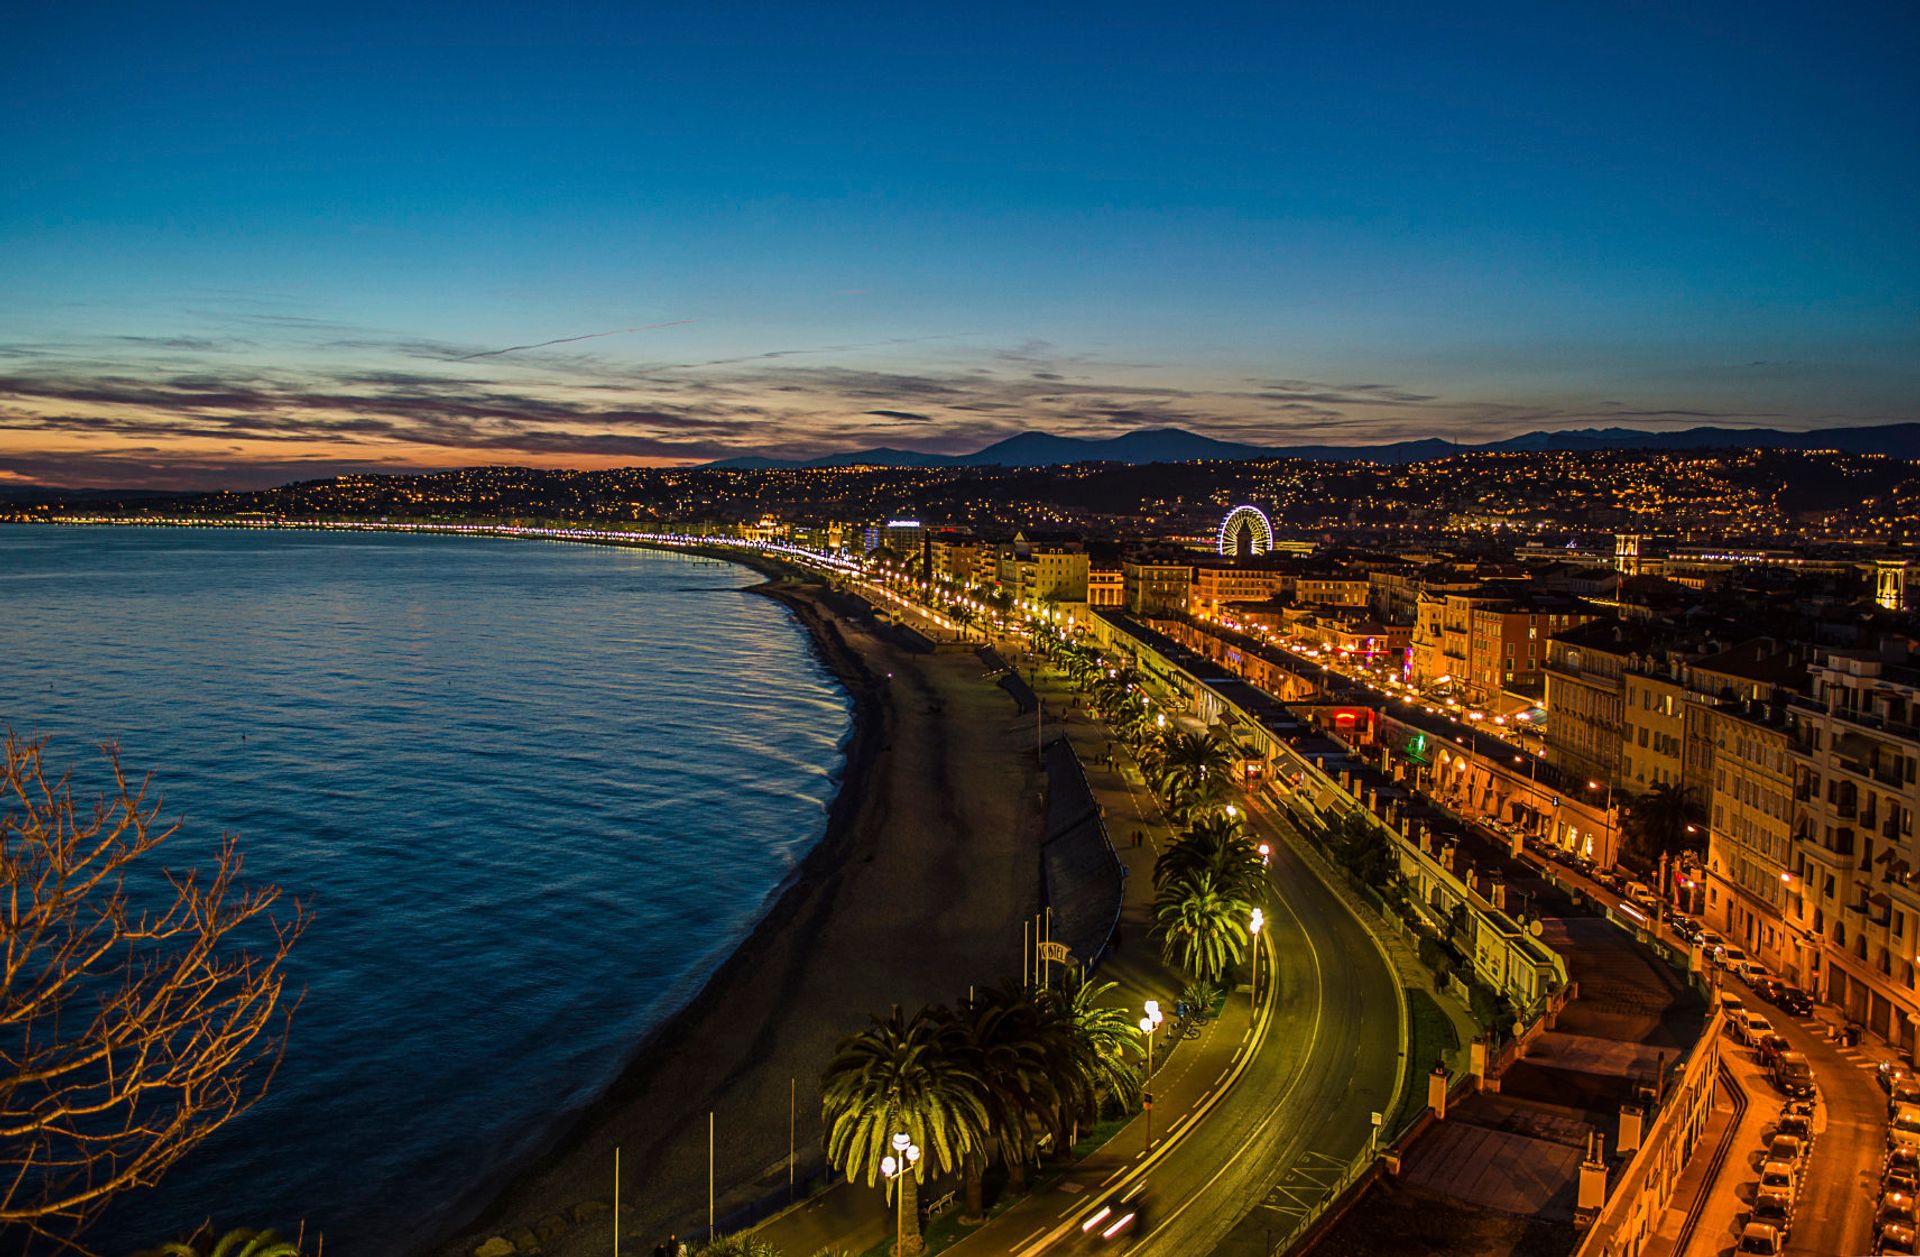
[5,3,1918,489]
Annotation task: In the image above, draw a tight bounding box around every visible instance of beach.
[431,560,1043,1256]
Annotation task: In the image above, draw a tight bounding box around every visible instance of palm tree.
[1153,869,1251,982]
[132,1228,303,1257]
[821,1006,990,1255]
[1039,980,1143,1119]
[1154,731,1237,819]
[1155,814,1267,905]
[944,986,1056,1218]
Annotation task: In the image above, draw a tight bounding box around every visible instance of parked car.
[1892,1146,1920,1179]
[1774,1112,1814,1146]
[1739,1012,1777,1046]
[1737,961,1776,986]
[1884,1191,1920,1230]
[1758,1158,1797,1198]
[1737,1220,1783,1254]
[1891,1080,1920,1117]
[1720,993,1748,1022]
[1892,1105,1920,1151]
[1775,986,1814,1018]
[1750,1187,1793,1237]
[1766,1133,1805,1165]
[1884,1062,1914,1095]
[1749,975,1785,1004]
[1757,1031,1792,1068]
[1773,1052,1815,1099]
[1889,1165,1920,1199]
[1881,1219,1920,1257]
[1719,945,1752,972]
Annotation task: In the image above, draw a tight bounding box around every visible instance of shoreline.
[425,541,1043,1257]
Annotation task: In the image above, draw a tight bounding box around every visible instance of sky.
[2,2,1916,489]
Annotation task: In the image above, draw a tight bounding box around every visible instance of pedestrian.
[653,1243,667,1257]
[670,1235,686,1257]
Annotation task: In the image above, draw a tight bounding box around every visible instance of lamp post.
[881,1131,923,1257]
[1139,1000,1164,1149]
[1588,779,1615,866]
[1249,908,1265,1001]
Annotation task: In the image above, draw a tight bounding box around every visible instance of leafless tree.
[0,734,309,1254]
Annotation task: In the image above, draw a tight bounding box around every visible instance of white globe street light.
[882,1131,923,1256]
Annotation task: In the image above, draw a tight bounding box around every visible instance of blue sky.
[2,2,1915,487]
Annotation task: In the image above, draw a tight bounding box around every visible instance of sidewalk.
[751,652,1255,1257]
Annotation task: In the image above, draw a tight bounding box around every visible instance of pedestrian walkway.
[1638,1070,1744,1257]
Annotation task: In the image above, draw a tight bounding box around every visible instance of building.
[1621,665,1688,795]
[1706,697,1798,978]
[1190,561,1284,615]
[1545,620,1633,782]
[1789,643,1920,1056]
[1123,558,1194,616]
[1087,564,1124,608]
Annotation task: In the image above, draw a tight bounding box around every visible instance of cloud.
[0,315,1884,489]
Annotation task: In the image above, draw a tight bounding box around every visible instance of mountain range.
[703,422,1920,470]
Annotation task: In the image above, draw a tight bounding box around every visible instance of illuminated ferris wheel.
[1218,504,1274,557]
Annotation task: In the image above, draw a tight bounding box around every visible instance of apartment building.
[1123,558,1194,616]
[1294,571,1372,608]
[998,545,1089,603]
[1087,565,1124,607]
[1190,562,1285,615]
[1789,644,1920,1054]
[1707,698,1799,978]
[1621,667,1688,794]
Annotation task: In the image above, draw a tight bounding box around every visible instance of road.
[943,659,1402,1257]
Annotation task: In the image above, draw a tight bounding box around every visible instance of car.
[1885,1062,1915,1095]
[1775,986,1815,1018]
[1737,1220,1783,1254]
[1737,960,1776,986]
[1720,992,1748,1020]
[1892,1081,1920,1117]
[1880,1219,1920,1257]
[1885,1191,1920,1229]
[1889,1167,1920,1199]
[1775,1112,1814,1145]
[1893,1146,1920,1179]
[1894,1105,1920,1151]
[1766,1133,1805,1165]
[1758,1158,1797,1199]
[1719,945,1752,972]
[1757,1031,1792,1067]
[1773,1052,1815,1098]
[1749,975,1785,1004]
[1750,1187,1793,1237]
[1739,1012,1777,1046]
[1079,1180,1148,1245]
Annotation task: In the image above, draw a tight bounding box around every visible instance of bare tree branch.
[0,734,309,1254]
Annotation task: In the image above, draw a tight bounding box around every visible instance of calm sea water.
[0,526,850,1255]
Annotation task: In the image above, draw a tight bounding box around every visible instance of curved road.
[938,691,1403,1256]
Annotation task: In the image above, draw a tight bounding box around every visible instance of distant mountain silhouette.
[700,422,1920,469]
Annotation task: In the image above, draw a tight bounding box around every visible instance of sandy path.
[431,574,1042,1257]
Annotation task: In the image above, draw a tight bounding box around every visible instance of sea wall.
[1039,735,1125,973]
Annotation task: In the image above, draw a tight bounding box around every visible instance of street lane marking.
[1139,831,1334,1249]
[1008,924,1285,1257]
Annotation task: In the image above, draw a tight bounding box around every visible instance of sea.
[0,525,851,1255]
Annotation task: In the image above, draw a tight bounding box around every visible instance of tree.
[944,986,1055,1216]
[1152,732,1237,822]
[1036,980,1141,1120]
[1154,814,1266,906]
[132,1227,303,1257]
[1152,869,1250,982]
[1,737,308,1254]
[1622,782,1703,865]
[820,1006,989,1255]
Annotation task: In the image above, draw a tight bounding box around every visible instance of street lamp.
[1139,1000,1164,1149]
[881,1131,922,1257]
[1249,908,1265,1000]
